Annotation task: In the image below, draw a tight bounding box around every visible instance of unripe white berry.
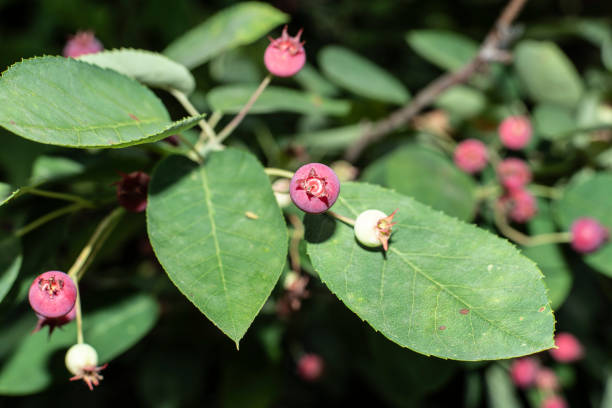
[65,343,98,375]
[354,209,388,248]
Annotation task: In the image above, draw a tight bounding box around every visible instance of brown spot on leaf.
[538,306,545,312]
[438,325,446,331]
[9,120,16,125]
[460,308,469,315]
[128,113,140,121]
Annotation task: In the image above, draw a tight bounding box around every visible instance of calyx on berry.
[289,163,340,214]
[28,271,77,319]
[264,25,306,77]
[65,343,108,391]
[33,306,76,337]
[354,209,398,251]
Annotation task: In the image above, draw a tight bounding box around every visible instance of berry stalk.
[264,168,295,179]
[215,74,272,145]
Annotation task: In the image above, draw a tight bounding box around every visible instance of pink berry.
[264,25,306,77]
[570,217,609,253]
[453,139,488,174]
[550,332,583,363]
[499,115,532,150]
[499,188,537,223]
[535,368,559,391]
[497,158,532,192]
[28,271,77,319]
[63,31,103,58]
[297,353,324,382]
[114,171,150,213]
[510,357,539,388]
[541,395,567,408]
[289,163,340,214]
[33,305,77,336]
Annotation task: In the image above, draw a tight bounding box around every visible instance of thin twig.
[344,0,529,162]
[24,188,94,207]
[493,201,571,246]
[75,288,84,344]
[208,110,223,129]
[216,74,272,144]
[170,89,216,142]
[67,207,125,281]
[287,214,305,272]
[15,202,83,237]
[327,210,356,227]
[264,168,295,179]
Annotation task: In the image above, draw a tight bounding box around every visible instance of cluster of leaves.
[0,1,611,407]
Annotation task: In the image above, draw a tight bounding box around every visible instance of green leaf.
[0,56,205,148]
[523,200,572,310]
[163,2,288,69]
[485,364,521,408]
[318,45,410,104]
[207,85,351,116]
[0,293,158,395]
[306,182,554,360]
[603,33,612,71]
[210,49,261,84]
[87,294,159,361]
[78,48,196,94]
[407,30,478,71]
[292,124,365,153]
[294,64,340,97]
[532,104,576,141]
[554,172,612,277]
[434,85,486,118]
[0,234,22,303]
[147,149,287,345]
[363,145,477,221]
[514,40,583,108]
[0,156,86,207]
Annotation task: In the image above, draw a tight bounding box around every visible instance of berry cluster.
[509,332,583,408]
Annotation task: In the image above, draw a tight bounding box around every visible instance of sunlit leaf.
[164,2,288,69]
[0,56,205,148]
[147,149,287,346]
[306,182,554,360]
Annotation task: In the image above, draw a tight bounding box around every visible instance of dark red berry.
[114,171,150,213]
[28,271,77,319]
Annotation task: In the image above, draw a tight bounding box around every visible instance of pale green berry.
[66,343,98,375]
[354,209,388,248]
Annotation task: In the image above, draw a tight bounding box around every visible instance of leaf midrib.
[337,195,543,350]
[198,165,238,340]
